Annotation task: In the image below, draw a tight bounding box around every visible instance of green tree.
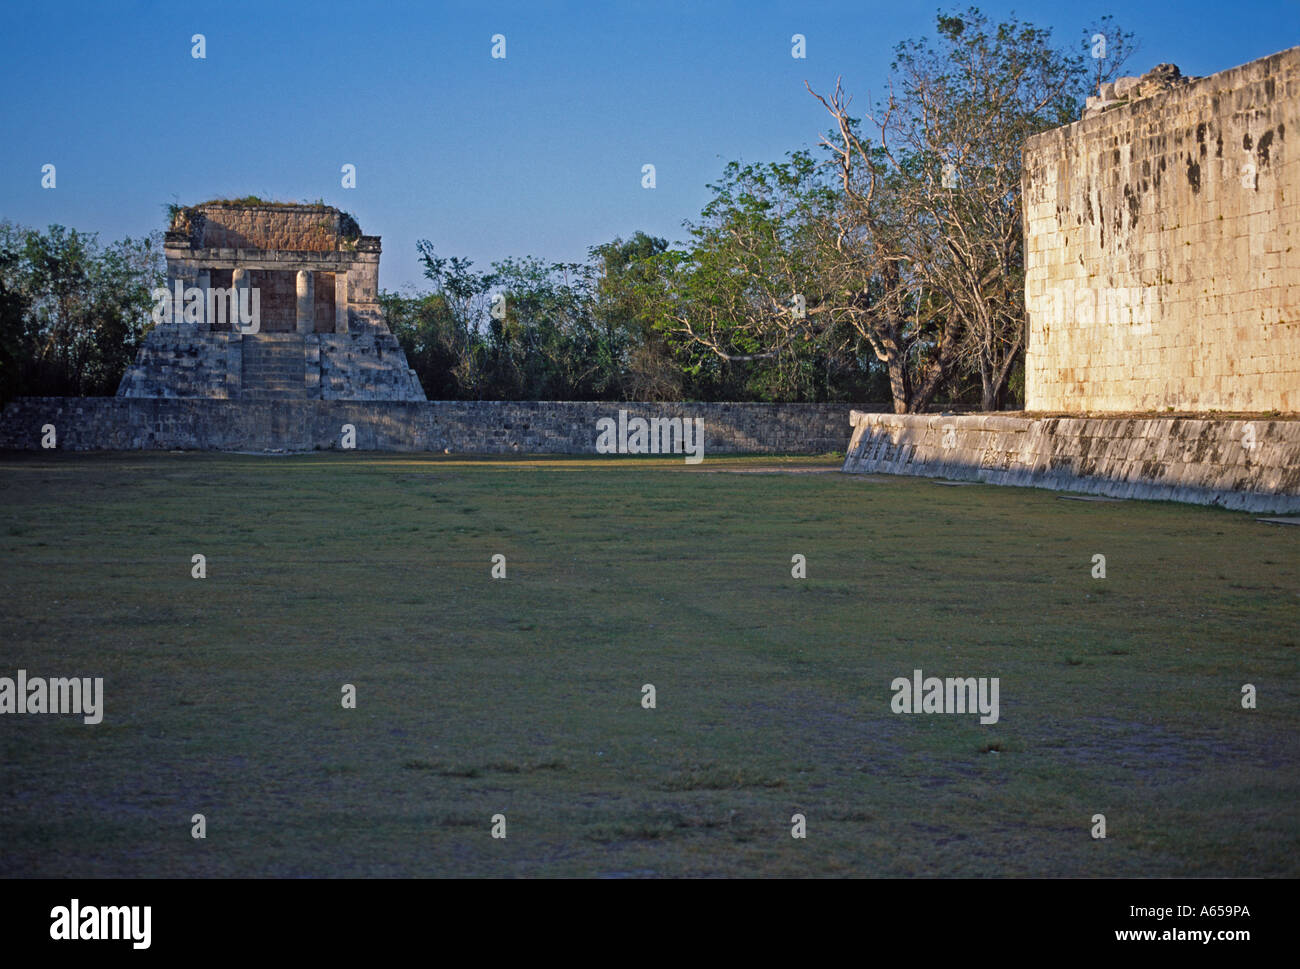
[0,221,161,399]
[481,256,601,400]
[588,232,681,401]
[644,151,877,401]
[0,242,33,405]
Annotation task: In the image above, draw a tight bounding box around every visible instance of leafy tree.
[589,232,683,401]
[481,257,613,399]
[381,288,473,400]
[643,152,878,401]
[653,7,1134,412]
[0,221,161,399]
[391,242,632,400]
[0,242,32,405]
[803,8,1134,410]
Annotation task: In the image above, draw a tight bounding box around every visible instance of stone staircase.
[240,334,307,399]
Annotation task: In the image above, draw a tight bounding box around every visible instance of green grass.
[0,451,1296,877]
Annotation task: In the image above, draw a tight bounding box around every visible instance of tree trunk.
[910,325,961,413]
[979,366,997,412]
[889,351,909,413]
[981,347,1020,412]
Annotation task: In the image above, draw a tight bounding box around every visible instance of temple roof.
[167,200,364,252]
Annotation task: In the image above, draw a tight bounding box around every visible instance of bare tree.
[814,9,1092,410]
[648,8,1133,411]
[1084,15,1140,96]
[807,78,961,413]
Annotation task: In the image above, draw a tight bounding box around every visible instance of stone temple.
[117,201,425,401]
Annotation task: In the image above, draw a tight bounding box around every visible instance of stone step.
[240,335,307,399]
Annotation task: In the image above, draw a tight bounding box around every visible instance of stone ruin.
[1084,63,1196,119]
[117,201,425,401]
[1025,46,1299,413]
[840,46,1300,512]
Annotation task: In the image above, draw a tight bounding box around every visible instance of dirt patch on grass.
[1037,717,1286,781]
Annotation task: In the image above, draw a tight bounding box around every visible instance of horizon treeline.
[0,8,1136,410]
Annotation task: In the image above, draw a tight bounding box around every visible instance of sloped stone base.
[842,411,1300,512]
[116,326,425,402]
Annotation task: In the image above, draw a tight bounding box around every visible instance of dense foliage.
[0,221,162,403]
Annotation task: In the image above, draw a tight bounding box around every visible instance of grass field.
[1,451,1296,877]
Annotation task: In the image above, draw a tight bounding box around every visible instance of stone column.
[196,270,211,332]
[177,268,201,328]
[351,238,382,331]
[296,269,314,334]
[231,268,249,334]
[165,274,183,328]
[334,271,349,333]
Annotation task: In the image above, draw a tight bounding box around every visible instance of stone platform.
[115,201,426,403]
[116,328,425,402]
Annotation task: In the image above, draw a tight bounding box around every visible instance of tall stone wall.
[1023,46,1300,413]
[0,399,858,455]
[842,411,1300,512]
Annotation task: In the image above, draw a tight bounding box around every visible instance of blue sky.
[2,0,1296,290]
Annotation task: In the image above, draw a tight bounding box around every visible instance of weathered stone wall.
[246,269,299,332]
[0,399,858,455]
[842,411,1300,512]
[317,334,427,400]
[117,331,425,401]
[116,330,239,398]
[1023,46,1300,413]
[190,204,345,252]
[346,247,381,322]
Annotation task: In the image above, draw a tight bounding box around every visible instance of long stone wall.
[1022,46,1300,412]
[0,399,859,455]
[842,411,1300,512]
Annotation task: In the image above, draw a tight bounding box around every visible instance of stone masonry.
[1023,46,1300,412]
[842,411,1300,513]
[0,399,857,456]
[117,202,425,401]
